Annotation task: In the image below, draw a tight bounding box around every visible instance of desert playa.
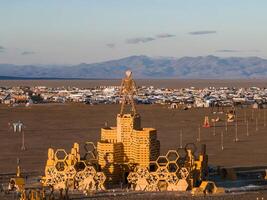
[1,79,267,88]
[1,103,267,174]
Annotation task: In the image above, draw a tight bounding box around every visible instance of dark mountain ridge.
[0,55,267,79]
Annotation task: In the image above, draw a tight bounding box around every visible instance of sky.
[0,0,267,65]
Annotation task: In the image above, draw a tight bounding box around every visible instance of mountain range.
[1,55,267,79]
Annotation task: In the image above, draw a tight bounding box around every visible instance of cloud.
[125,33,175,45]
[216,49,241,53]
[126,37,155,44]
[156,33,176,38]
[0,46,5,52]
[216,49,261,53]
[106,43,115,48]
[125,33,176,45]
[21,51,35,55]
[188,30,217,35]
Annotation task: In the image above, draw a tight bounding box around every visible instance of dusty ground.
[1,79,267,88]
[1,81,267,200]
[88,191,267,200]
[0,103,267,175]
[1,190,267,200]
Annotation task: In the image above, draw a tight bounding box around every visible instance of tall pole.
[21,131,26,151]
[244,110,247,122]
[13,121,26,151]
[225,120,228,133]
[246,120,249,136]
[256,118,258,132]
[197,125,201,142]
[264,109,266,127]
[221,131,224,150]
[252,109,254,120]
[16,158,21,177]
[179,130,183,148]
[234,119,239,142]
[213,121,216,136]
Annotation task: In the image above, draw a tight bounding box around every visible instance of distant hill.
[0,76,24,80]
[0,76,90,80]
[1,55,267,79]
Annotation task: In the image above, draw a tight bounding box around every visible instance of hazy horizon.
[1,54,267,66]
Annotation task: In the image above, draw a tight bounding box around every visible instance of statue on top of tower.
[119,70,137,115]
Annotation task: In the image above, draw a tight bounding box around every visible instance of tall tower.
[97,71,160,183]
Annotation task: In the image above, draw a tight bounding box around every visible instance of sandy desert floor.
[0,103,267,175]
[1,79,267,88]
